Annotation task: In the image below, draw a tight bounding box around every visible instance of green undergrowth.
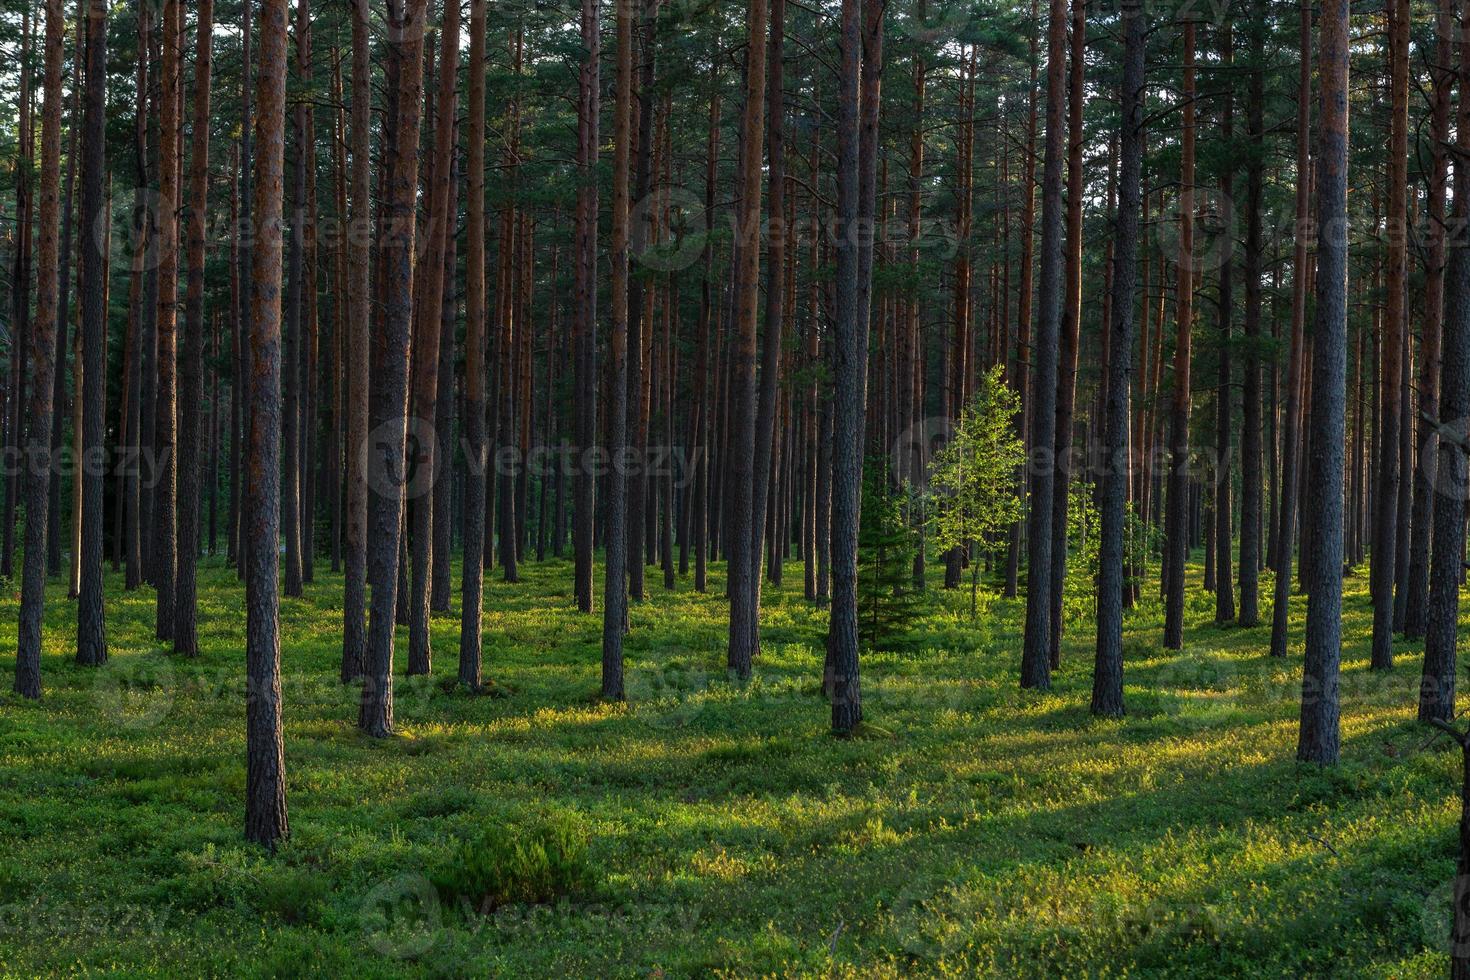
[0,551,1462,976]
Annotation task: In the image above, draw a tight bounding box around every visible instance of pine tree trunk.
[726,0,771,680]
[1091,0,1143,720]
[1161,21,1196,652]
[245,0,290,846]
[1021,0,1069,683]
[341,0,371,683]
[1296,0,1349,765]
[572,0,600,614]
[175,0,214,656]
[1270,0,1311,658]
[359,0,426,737]
[1369,0,1409,671]
[406,2,459,676]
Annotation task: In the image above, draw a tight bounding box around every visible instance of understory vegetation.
[0,556,1460,976]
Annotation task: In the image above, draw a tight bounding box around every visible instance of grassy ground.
[0,552,1461,977]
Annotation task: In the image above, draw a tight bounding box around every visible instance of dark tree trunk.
[603,0,639,699]
[1270,0,1311,658]
[15,0,65,699]
[245,0,290,847]
[828,0,879,733]
[1419,13,1470,724]
[1213,22,1235,627]
[726,0,770,680]
[1296,0,1349,765]
[1091,0,1143,720]
[1022,0,1069,683]
[175,0,214,657]
[1238,0,1265,627]
[341,0,371,684]
[359,0,426,738]
[152,0,180,643]
[407,4,459,676]
[572,0,599,614]
[1048,0,1085,668]
[1404,0,1454,641]
[1161,22,1196,652]
[1369,0,1409,671]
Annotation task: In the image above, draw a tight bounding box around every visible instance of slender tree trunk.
[572,0,600,614]
[152,0,181,643]
[1297,0,1349,765]
[1404,0,1454,641]
[342,0,371,683]
[1238,0,1265,627]
[359,0,426,737]
[1419,2,1470,724]
[1161,21,1196,652]
[175,0,214,656]
[15,0,65,699]
[1092,0,1143,719]
[245,0,290,846]
[406,0,459,676]
[1048,0,1085,668]
[726,0,771,680]
[1370,0,1409,670]
[1213,21,1235,626]
[1270,0,1311,658]
[1021,0,1069,683]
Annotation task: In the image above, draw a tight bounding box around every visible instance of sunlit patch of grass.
[0,550,1460,975]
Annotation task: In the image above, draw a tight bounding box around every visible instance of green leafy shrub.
[432,810,591,913]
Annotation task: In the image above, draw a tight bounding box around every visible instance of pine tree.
[857,459,922,650]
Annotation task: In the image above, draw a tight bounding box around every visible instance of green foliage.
[432,809,592,913]
[1061,480,1100,624]
[927,366,1026,615]
[857,458,925,650]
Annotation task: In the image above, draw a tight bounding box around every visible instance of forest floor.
[0,553,1459,976]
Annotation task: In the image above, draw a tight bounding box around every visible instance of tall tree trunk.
[1238,0,1265,627]
[359,0,426,737]
[1269,0,1311,658]
[1021,0,1068,683]
[572,0,600,614]
[1370,0,1409,671]
[237,0,254,583]
[748,0,785,648]
[1403,0,1454,641]
[175,0,214,656]
[726,0,770,680]
[458,0,487,687]
[245,0,290,847]
[15,0,65,699]
[1419,0,1470,724]
[152,0,180,643]
[1161,21,1196,652]
[280,0,309,599]
[1048,0,1085,668]
[342,0,371,683]
[828,0,880,733]
[406,0,459,676]
[50,17,80,581]
[1213,20,1235,626]
[1296,0,1349,765]
[1091,0,1144,719]
[604,0,641,699]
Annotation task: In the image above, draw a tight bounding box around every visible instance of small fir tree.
[927,366,1027,617]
